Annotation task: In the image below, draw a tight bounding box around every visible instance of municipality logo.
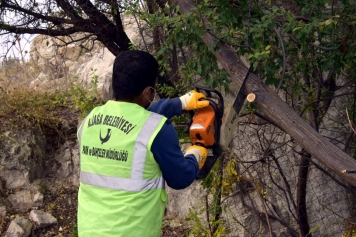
[100,128,112,144]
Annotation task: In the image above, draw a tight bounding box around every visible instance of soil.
[0,180,191,237]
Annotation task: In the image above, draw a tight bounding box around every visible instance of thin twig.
[205,195,212,234]
[346,108,355,133]
[274,27,286,93]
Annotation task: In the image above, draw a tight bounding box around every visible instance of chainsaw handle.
[194,85,224,118]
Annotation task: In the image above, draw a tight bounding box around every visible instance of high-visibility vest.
[77,101,167,237]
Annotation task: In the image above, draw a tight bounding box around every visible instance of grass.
[0,58,103,152]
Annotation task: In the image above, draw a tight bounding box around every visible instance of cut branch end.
[247,93,256,102]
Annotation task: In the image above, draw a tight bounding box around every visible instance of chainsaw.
[186,85,224,179]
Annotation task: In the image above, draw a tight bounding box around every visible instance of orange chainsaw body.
[186,85,224,179]
[189,105,216,147]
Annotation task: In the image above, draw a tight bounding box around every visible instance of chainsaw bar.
[195,66,253,179]
[232,65,253,115]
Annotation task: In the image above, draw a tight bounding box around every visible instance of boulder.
[7,184,44,212]
[7,190,33,211]
[5,216,32,237]
[29,210,57,228]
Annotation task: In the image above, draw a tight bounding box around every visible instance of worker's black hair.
[112,50,158,100]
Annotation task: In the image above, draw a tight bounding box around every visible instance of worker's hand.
[179,90,209,110]
[185,145,208,169]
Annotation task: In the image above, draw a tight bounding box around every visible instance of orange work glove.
[185,145,208,169]
[179,90,209,110]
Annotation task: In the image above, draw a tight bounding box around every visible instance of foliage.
[130,0,356,117]
[0,61,103,152]
[190,151,242,237]
[170,111,192,144]
[176,127,192,144]
[185,208,211,236]
[70,221,79,237]
[39,182,48,195]
[1,87,62,132]
[125,2,231,94]
[69,68,103,118]
[221,158,240,196]
[0,87,72,150]
[342,222,356,237]
[131,1,356,235]
[156,83,181,98]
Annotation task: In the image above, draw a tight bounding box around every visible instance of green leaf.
[308,224,320,234]
[293,27,302,32]
[324,19,332,26]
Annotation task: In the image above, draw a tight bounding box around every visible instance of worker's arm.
[148,90,209,118]
[148,97,199,189]
[151,122,199,189]
[148,97,182,119]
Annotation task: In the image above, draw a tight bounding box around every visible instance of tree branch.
[0,23,79,36]
[1,1,74,25]
[55,0,83,21]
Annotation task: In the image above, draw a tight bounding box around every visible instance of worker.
[77,50,209,236]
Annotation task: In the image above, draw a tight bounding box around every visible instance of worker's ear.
[142,86,151,99]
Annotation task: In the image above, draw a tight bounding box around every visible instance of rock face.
[165,144,206,221]
[51,141,80,187]
[29,34,115,99]
[29,15,143,100]
[0,129,45,190]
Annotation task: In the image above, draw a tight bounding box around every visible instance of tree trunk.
[174,0,356,188]
[297,151,311,237]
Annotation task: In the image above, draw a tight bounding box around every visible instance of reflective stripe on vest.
[80,113,165,191]
[80,171,164,191]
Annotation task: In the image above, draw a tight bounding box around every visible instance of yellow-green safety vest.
[77,100,167,237]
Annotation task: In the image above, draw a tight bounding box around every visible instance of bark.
[173,0,356,188]
[296,152,311,237]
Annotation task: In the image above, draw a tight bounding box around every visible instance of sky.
[0,33,35,62]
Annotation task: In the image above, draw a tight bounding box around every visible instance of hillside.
[0,61,191,236]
